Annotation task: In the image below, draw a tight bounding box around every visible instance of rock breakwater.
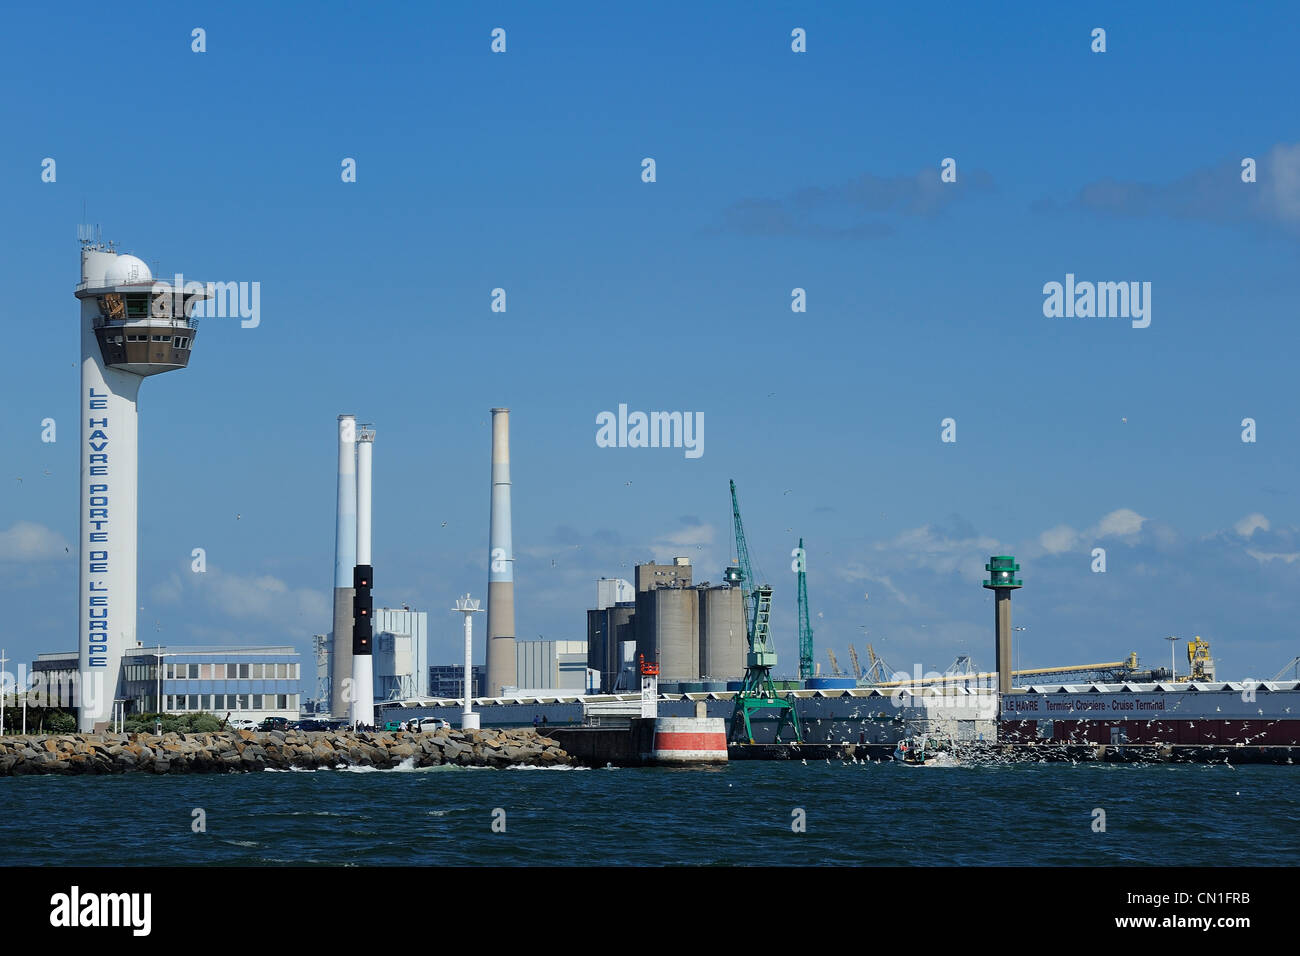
[0,727,571,775]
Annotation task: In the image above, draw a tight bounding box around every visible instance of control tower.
[74,233,209,730]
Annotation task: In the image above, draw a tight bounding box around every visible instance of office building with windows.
[31,644,303,725]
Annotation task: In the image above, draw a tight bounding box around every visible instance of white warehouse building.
[509,640,591,696]
[373,608,429,702]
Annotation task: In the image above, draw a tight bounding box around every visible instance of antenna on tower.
[77,223,102,247]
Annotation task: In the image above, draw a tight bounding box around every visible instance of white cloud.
[833,524,1001,611]
[654,522,715,551]
[0,521,71,561]
[1234,513,1270,538]
[1096,508,1146,538]
[1246,549,1300,565]
[882,524,1000,576]
[150,566,328,633]
[648,522,720,575]
[152,572,184,605]
[1039,524,1079,554]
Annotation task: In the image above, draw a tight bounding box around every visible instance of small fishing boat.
[893,736,948,766]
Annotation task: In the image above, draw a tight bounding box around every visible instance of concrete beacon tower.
[74,235,210,731]
[983,556,1023,696]
[453,594,485,729]
[331,415,357,718]
[485,408,517,697]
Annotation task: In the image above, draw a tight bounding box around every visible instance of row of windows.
[165,694,297,712]
[109,333,192,348]
[167,662,297,680]
[98,293,185,320]
[123,662,299,682]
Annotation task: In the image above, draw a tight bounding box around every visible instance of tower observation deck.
[75,246,210,375]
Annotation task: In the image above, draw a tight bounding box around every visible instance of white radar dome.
[103,254,153,285]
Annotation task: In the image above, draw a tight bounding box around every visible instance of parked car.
[296,718,336,732]
[418,717,450,732]
[227,718,257,731]
[258,716,292,732]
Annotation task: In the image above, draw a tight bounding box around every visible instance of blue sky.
[2,2,1299,684]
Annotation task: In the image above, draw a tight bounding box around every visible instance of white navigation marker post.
[453,595,485,730]
[0,648,7,736]
[640,654,659,719]
[153,645,178,735]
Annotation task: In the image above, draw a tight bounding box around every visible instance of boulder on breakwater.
[0,727,571,776]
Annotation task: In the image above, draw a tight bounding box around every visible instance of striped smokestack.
[351,426,375,727]
[330,414,356,718]
[485,408,516,697]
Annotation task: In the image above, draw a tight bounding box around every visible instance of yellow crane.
[847,644,863,680]
[827,649,843,677]
[1183,637,1215,682]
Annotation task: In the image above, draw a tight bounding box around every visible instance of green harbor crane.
[795,537,814,680]
[727,480,803,744]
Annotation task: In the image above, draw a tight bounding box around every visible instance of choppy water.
[3,760,1296,866]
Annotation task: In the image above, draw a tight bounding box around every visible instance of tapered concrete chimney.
[485,408,516,697]
[331,415,356,717]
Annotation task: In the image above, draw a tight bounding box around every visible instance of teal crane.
[727,480,803,744]
[795,537,814,681]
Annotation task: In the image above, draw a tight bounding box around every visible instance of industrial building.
[597,577,634,609]
[32,645,303,724]
[419,645,588,704]
[635,583,699,682]
[634,559,747,687]
[511,640,592,695]
[584,562,747,692]
[429,664,484,699]
[313,608,431,708]
[696,583,746,682]
[635,559,692,592]
[588,602,637,692]
[373,608,429,701]
[999,682,1300,746]
[308,634,331,714]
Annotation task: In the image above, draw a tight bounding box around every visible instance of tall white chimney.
[330,415,356,718]
[485,408,516,697]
